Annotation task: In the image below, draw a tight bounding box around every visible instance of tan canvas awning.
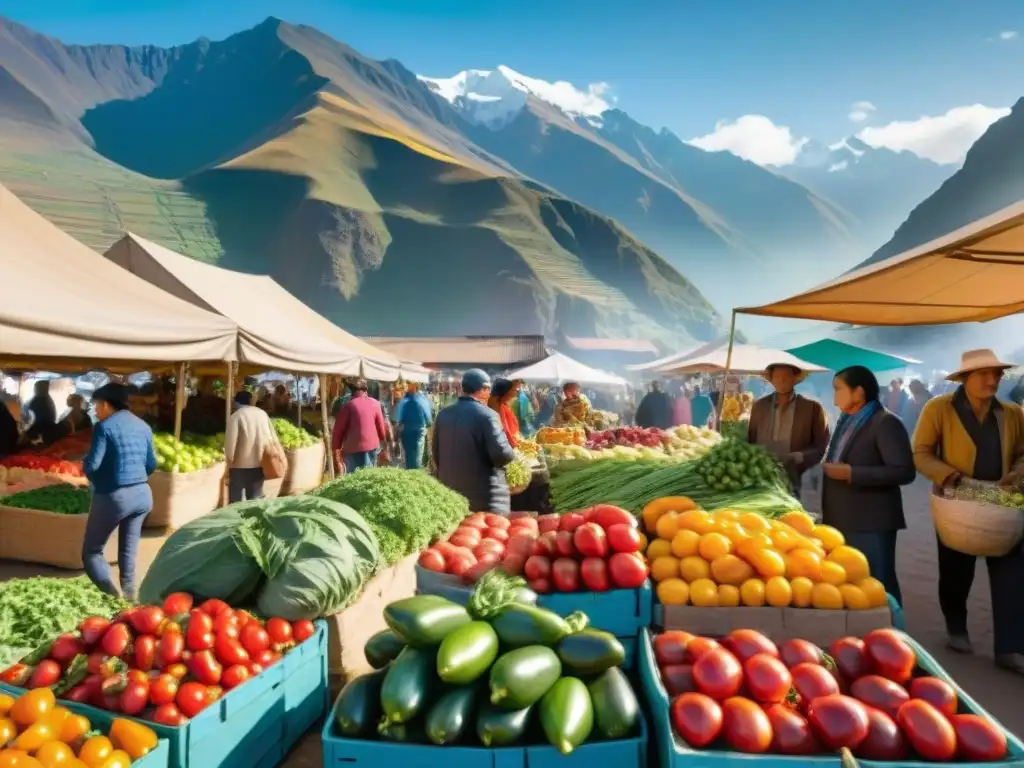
[105,234,410,380]
[0,185,238,371]
[739,200,1024,325]
[651,343,828,376]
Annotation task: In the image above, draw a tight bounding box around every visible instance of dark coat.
[748,393,830,490]
[636,391,674,429]
[821,409,916,533]
[432,396,517,513]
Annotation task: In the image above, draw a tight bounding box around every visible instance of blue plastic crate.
[321,695,647,768]
[538,581,653,638]
[2,620,328,768]
[638,627,1024,768]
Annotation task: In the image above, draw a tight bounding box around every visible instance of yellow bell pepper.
[108,719,158,760]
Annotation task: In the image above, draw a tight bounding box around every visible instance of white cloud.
[857,104,1010,164]
[999,30,1017,40]
[687,115,808,166]
[848,100,876,122]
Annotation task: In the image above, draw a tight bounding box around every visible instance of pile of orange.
[641,496,887,611]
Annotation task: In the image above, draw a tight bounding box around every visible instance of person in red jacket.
[488,379,521,449]
[332,379,389,473]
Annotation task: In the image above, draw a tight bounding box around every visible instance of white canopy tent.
[649,343,828,376]
[507,352,629,387]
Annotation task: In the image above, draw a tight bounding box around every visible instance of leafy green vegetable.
[313,468,470,565]
[3,484,91,515]
[272,418,318,450]
[0,576,128,667]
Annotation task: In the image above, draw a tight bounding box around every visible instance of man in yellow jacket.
[913,349,1024,675]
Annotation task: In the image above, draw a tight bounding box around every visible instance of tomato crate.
[2,620,328,768]
[321,702,647,768]
[638,628,1024,768]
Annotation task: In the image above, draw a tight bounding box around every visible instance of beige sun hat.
[945,349,1014,382]
[764,363,809,385]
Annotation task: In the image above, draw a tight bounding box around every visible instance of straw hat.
[945,349,1014,382]
[764,363,809,385]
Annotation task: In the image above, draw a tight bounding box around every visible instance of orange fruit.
[655,512,681,541]
[790,577,814,607]
[740,578,766,607]
[698,532,733,561]
[670,529,701,558]
[718,523,751,544]
[677,509,716,535]
[651,556,682,582]
[771,528,802,552]
[718,584,741,607]
[34,741,75,767]
[839,584,870,610]
[642,505,670,533]
[656,578,690,606]
[739,512,772,533]
[689,579,719,607]
[710,555,755,586]
[680,556,711,582]
[827,546,871,582]
[820,561,847,586]
[785,548,823,581]
[811,582,844,609]
[747,548,786,579]
[712,509,739,522]
[646,539,673,560]
[779,510,816,535]
[765,576,793,607]
[857,577,889,608]
[812,525,845,552]
[10,689,55,729]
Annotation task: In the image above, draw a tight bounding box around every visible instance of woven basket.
[146,462,226,529]
[931,492,1024,557]
[0,505,117,569]
[282,442,326,496]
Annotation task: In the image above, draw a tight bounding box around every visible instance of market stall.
[506,351,629,388]
[784,338,921,373]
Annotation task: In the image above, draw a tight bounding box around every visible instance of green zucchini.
[489,646,561,709]
[540,677,594,755]
[476,702,534,747]
[437,621,499,684]
[425,685,480,745]
[557,629,625,676]
[364,629,406,669]
[587,667,639,739]
[490,603,571,648]
[384,595,471,646]
[380,645,436,723]
[332,668,386,737]
[379,719,424,743]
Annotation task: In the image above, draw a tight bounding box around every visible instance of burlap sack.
[146,462,226,529]
[282,443,326,496]
[0,505,117,569]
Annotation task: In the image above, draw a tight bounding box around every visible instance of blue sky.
[3,0,1023,163]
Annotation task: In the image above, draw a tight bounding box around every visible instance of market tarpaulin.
[738,200,1024,325]
[104,234,408,380]
[784,339,920,373]
[652,343,828,376]
[506,352,629,387]
[0,185,239,370]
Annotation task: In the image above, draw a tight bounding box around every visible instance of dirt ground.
[0,476,1020,767]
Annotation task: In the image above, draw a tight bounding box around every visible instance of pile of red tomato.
[0,592,315,728]
[655,628,1008,762]
[0,454,84,477]
[418,506,649,594]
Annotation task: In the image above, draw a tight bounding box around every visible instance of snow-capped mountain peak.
[418,65,611,128]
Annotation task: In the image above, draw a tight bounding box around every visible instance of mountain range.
[0,15,980,352]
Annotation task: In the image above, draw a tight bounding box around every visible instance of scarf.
[826,400,880,463]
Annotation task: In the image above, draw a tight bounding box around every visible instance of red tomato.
[186,610,215,651]
[685,636,722,664]
[418,548,446,572]
[693,648,743,701]
[524,555,551,581]
[530,533,558,558]
[461,558,498,584]
[908,676,958,718]
[670,692,723,748]
[129,606,166,636]
[151,703,187,727]
[952,714,1008,762]
[855,708,908,760]
[722,630,779,663]
[506,532,537,556]
[779,639,824,669]
[101,623,133,657]
[291,620,315,644]
[240,624,271,657]
[765,703,821,755]
[587,504,637,530]
[161,593,193,617]
[156,631,185,668]
[214,634,249,666]
[187,650,223,685]
[163,663,187,681]
[176,682,209,719]
[485,527,510,543]
[28,660,61,688]
[829,637,871,681]
[119,680,150,715]
[483,513,510,529]
[198,599,231,618]
[896,699,957,761]
[126,669,149,685]
[551,557,581,592]
[64,684,91,703]
[863,629,916,684]
[661,664,696,696]
[133,635,157,672]
[743,653,792,704]
[474,540,505,558]
[79,616,112,646]
[654,631,695,666]
[449,533,479,550]
[148,674,179,706]
[605,524,642,554]
[607,552,648,589]
[502,555,526,576]
[537,514,560,533]
[448,552,476,578]
[462,512,488,529]
[214,612,241,640]
[247,661,265,677]
[221,664,251,690]
[528,577,551,594]
[580,557,610,591]
[806,694,870,750]
[721,697,773,753]
[791,663,840,705]
[573,523,608,558]
[507,511,535,521]
[554,531,576,557]
[849,675,909,719]
[49,633,85,665]
[559,512,586,532]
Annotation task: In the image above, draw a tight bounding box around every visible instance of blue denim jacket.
[84,410,157,494]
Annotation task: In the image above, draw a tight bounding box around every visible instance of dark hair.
[350,378,368,393]
[491,378,516,400]
[835,365,880,402]
[92,383,130,411]
[234,391,252,406]
[562,382,579,394]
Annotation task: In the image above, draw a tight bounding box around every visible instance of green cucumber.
[425,685,480,745]
[557,629,625,676]
[587,667,639,739]
[476,702,534,746]
[491,603,571,648]
[384,595,472,646]
[489,646,561,709]
[437,621,499,684]
[364,629,406,669]
[540,677,593,755]
[380,645,436,723]
[379,719,425,742]
[332,668,386,737]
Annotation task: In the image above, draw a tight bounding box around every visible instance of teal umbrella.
[784,339,920,373]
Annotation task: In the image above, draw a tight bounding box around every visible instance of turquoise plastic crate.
[2,620,328,768]
[538,580,653,638]
[321,696,648,768]
[638,627,1024,768]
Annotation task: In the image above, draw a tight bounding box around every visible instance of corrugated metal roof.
[363,336,548,366]
[563,337,660,354]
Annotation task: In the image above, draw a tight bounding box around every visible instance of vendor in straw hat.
[912,348,1024,674]
[747,362,830,497]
